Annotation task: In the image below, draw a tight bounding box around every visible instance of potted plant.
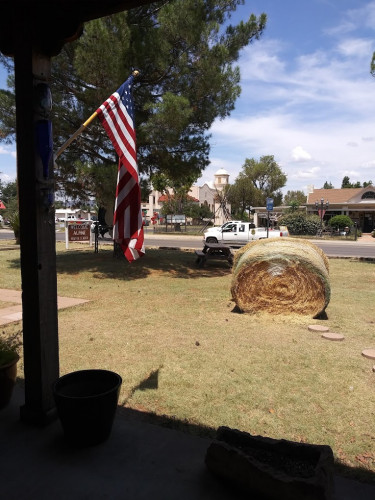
[0,330,22,410]
[53,369,122,446]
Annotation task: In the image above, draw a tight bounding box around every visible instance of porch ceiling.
[0,0,154,56]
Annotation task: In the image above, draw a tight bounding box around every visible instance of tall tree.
[0,1,267,207]
[341,176,352,188]
[240,155,287,206]
[0,179,17,205]
[225,176,259,219]
[283,190,306,206]
[340,177,370,189]
[0,179,18,219]
[322,181,334,189]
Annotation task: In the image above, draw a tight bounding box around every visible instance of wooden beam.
[14,11,59,425]
[0,0,156,56]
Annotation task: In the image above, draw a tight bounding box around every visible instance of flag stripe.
[99,97,137,165]
[96,75,144,262]
[98,115,137,175]
[100,96,136,153]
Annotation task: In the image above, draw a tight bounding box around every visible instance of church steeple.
[214,169,229,191]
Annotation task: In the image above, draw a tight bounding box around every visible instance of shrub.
[278,213,321,235]
[0,330,22,366]
[327,215,353,230]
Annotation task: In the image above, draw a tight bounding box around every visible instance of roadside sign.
[266,198,274,211]
[65,221,92,249]
[68,222,90,242]
[166,214,186,224]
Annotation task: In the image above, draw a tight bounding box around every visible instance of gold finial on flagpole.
[132,70,140,77]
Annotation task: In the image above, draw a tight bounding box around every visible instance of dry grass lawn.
[0,241,374,481]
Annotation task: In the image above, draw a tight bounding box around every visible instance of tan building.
[306,185,375,232]
[142,169,231,226]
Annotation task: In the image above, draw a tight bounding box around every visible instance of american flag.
[96,75,145,262]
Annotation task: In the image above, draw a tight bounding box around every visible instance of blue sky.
[201,0,375,193]
[1,0,375,195]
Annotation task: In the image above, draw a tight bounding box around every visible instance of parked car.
[57,215,77,222]
[205,220,245,232]
[204,222,288,245]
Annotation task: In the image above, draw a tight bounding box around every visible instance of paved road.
[309,239,375,258]
[1,228,374,258]
[145,235,375,258]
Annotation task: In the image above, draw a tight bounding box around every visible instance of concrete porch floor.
[1,385,374,499]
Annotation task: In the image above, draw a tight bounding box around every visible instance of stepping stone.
[362,348,375,360]
[308,325,329,333]
[321,332,345,341]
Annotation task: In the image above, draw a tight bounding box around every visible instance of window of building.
[361,191,375,199]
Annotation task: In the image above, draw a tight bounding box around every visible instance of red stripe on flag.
[96,75,144,262]
[100,99,136,158]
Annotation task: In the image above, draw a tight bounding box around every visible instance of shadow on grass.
[7,247,232,280]
[54,248,231,280]
[6,247,231,280]
[117,405,375,485]
[118,406,375,486]
[116,370,375,486]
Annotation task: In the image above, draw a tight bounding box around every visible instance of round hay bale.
[231,238,330,317]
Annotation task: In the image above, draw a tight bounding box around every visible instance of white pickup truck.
[204,222,288,245]
[205,220,243,233]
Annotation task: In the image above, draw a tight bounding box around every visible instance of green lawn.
[0,241,374,481]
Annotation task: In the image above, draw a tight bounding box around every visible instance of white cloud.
[0,145,16,157]
[291,146,312,162]
[348,0,375,31]
[0,146,17,183]
[342,169,361,178]
[359,159,375,170]
[290,166,321,179]
[336,37,373,58]
[201,1,375,193]
[199,156,241,186]
[208,107,375,192]
[0,172,14,183]
[325,1,375,36]
[240,40,287,83]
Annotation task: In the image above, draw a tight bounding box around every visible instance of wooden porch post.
[14,16,59,424]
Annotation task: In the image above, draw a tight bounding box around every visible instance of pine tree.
[0,1,266,207]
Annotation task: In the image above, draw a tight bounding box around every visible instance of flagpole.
[54,111,97,159]
[54,70,140,160]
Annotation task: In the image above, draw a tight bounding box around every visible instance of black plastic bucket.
[53,369,122,446]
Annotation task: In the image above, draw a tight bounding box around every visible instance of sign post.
[266,198,274,238]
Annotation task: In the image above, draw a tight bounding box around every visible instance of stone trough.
[205,426,334,500]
